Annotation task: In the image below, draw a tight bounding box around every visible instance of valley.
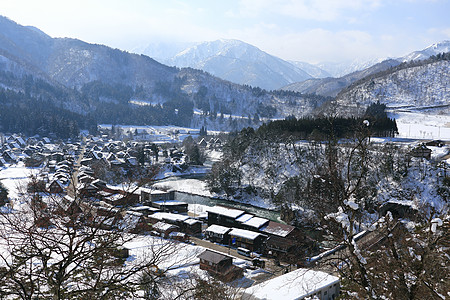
[0,11,448,300]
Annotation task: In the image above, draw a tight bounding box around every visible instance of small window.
[324,291,327,295]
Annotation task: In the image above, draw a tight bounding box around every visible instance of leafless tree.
[0,175,198,299]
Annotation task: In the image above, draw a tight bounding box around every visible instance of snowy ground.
[98,124,223,143]
[153,178,212,198]
[0,163,39,200]
[388,111,450,140]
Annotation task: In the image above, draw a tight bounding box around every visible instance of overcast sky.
[1,0,449,63]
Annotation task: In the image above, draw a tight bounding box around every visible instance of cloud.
[225,22,381,63]
[233,0,383,22]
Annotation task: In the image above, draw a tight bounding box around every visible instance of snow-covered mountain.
[288,61,331,78]
[0,16,331,131]
[143,39,313,91]
[315,58,386,78]
[282,59,401,97]
[331,57,450,116]
[400,40,450,62]
[131,41,195,63]
[282,41,450,98]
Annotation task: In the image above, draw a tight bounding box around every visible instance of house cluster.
[204,205,316,264]
[197,136,223,149]
[0,134,81,168]
[80,136,190,172]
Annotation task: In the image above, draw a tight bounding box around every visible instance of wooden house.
[151,221,179,238]
[119,211,151,234]
[129,205,160,216]
[205,224,232,244]
[198,249,243,282]
[183,218,202,235]
[206,205,245,227]
[228,228,266,252]
[198,138,207,148]
[243,268,339,300]
[259,221,308,260]
[152,200,188,213]
[148,212,189,227]
[48,180,65,194]
[410,144,432,160]
[241,216,269,231]
[0,157,6,167]
[2,151,17,164]
[150,190,176,202]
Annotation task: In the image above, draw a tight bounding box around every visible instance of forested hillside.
[0,16,329,135]
[207,103,399,209]
[332,53,450,115]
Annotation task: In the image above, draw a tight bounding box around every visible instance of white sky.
[1,0,450,63]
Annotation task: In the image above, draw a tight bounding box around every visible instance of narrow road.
[66,136,86,198]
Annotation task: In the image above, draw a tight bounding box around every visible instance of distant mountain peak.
[400,40,450,62]
[427,40,450,50]
[151,39,312,90]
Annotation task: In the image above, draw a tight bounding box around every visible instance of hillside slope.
[0,16,328,131]
[282,59,400,97]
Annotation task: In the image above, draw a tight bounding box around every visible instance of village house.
[241,216,269,231]
[129,205,160,216]
[118,211,150,234]
[198,249,243,282]
[148,212,190,227]
[259,221,314,264]
[205,224,232,244]
[183,218,202,235]
[151,221,179,238]
[410,143,432,160]
[228,228,267,252]
[151,199,188,213]
[243,268,340,300]
[206,205,245,227]
[47,179,65,194]
[149,190,176,202]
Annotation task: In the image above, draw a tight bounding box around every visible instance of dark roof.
[198,249,231,264]
[259,221,295,238]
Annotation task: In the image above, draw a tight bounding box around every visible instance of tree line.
[257,102,398,141]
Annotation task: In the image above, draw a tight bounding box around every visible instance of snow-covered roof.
[184,218,201,225]
[130,206,153,212]
[153,200,187,206]
[260,221,295,238]
[229,228,261,241]
[243,216,269,229]
[236,213,254,223]
[206,206,245,219]
[153,221,177,232]
[151,189,168,195]
[205,224,231,235]
[150,212,189,222]
[243,268,339,300]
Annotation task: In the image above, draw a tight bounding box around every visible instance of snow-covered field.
[388,111,450,140]
[0,163,39,200]
[153,178,213,198]
[98,124,223,143]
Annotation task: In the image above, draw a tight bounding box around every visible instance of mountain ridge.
[0,15,330,133]
[140,39,315,90]
[281,41,450,98]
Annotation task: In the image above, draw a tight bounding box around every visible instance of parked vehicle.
[237,247,251,257]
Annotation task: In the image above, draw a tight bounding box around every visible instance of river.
[153,174,282,222]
